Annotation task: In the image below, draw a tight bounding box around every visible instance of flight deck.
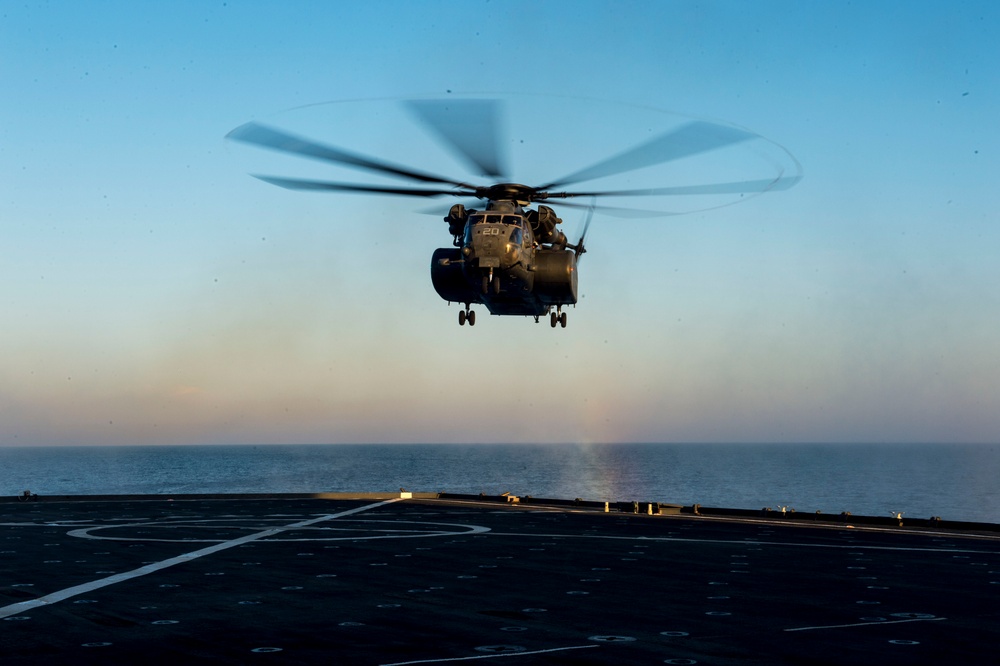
[2,493,998,665]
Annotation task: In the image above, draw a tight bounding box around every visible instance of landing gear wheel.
[458,310,467,326]
[468,310,476,326]
[482,275,489,294]
[492,275,501,294]
[559,312,567,328]
[550,312,557,328]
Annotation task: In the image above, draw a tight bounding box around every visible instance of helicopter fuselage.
[431,201,578,320]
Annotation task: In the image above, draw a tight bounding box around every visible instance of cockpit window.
[465,213,526,246]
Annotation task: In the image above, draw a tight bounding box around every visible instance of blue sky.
[2,1,998,446]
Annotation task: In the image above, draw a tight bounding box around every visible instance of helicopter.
[227,99,799,328]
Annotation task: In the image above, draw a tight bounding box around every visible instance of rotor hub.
[476,183,538,205]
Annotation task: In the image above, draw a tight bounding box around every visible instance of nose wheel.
[549,309,567,328]
[459,306,476,326]
[482,270,500,295]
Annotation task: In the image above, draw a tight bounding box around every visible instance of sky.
[2,1,998,446]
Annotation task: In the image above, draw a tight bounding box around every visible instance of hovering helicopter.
[227,99,799,328]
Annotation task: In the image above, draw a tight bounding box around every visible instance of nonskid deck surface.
[1,495,998,665]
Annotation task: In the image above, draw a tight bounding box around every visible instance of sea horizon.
[2,442,997,524]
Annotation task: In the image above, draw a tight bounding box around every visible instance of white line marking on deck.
[379,644,598,665]
[0,499,401,620]
[785,617,947,632]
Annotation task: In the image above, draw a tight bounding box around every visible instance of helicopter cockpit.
[463,214,527,246]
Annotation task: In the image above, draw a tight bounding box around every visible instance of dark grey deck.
[2,494,998,664]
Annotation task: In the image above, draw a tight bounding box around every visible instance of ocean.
[1,443,997,524]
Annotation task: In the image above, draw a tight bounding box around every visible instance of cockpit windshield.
[464,214,526,245]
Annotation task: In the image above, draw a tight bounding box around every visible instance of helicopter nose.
[473,241,500,265]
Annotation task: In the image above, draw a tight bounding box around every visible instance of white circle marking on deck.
[67,518,489,544]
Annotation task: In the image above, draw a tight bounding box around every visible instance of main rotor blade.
[252,175,470,198]
[405,99,507,179]
[539,121,757,189]
[227,122,470,187]
[417,198,482,216]
[550,199,682,218]
[547,174,803,199]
